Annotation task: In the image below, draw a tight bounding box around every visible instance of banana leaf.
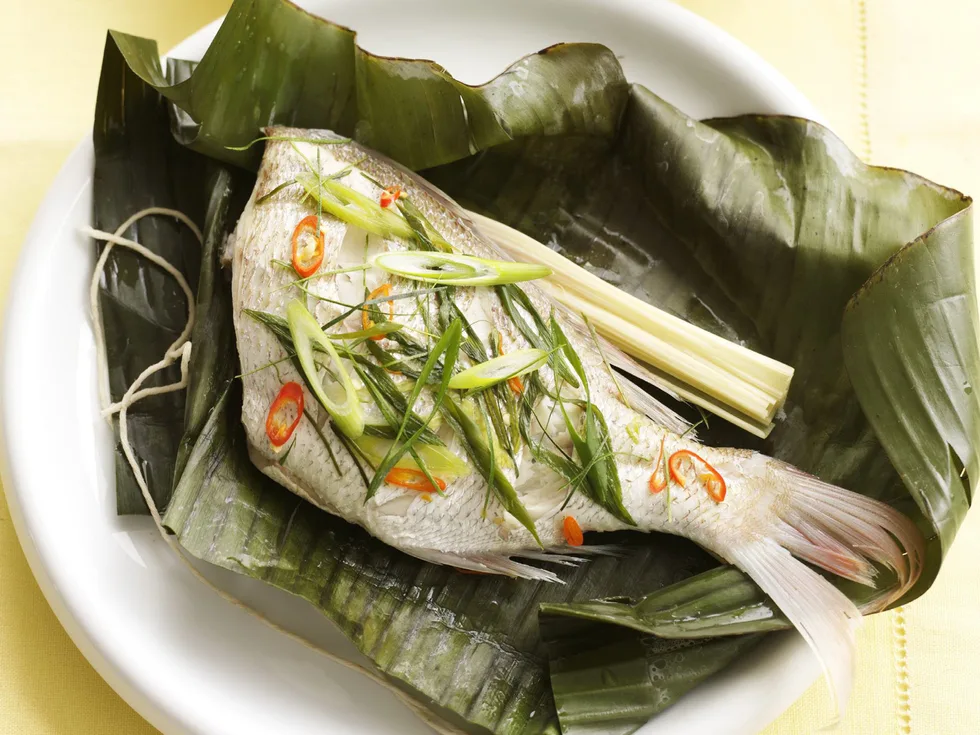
[842,207,978,553]
[108,0,627,172]
[540,567,789,639]
[171,167,249,481]
[93,34,212,514]
[540,614,763,735]
[94,34,254,514]
[94,0,978,731]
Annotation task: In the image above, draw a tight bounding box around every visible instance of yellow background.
[1,1,977,733]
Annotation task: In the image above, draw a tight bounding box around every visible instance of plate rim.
[0,2,824,734]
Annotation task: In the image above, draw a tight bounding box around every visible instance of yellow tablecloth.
[1,1,977,733]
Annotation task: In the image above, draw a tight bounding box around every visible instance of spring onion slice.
[286,299,364,438]
[296,172,414,241]
[448,349,549,393]
[373,251,551,287]
[355,436,471,479]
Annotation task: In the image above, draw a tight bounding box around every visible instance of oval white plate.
[1,1,825,733]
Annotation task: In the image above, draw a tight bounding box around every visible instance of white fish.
[230,126,923,712]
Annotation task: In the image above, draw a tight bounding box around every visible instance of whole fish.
[230,126,923,710]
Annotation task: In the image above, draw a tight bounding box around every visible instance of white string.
[88,208,203,418]
[86,211,463,735]
[100,341,192,418]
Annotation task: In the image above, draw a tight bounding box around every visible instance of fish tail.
[771,463,924,611]
[727,461,924,717]
[730,539,859,718]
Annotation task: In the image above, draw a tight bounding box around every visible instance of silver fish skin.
[230,126,923,712]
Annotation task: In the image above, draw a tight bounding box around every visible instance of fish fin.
[406,547,564,583]
[728,461,924,717]
[616,374,692,436]
[548,310,693,435]
[582,328,694,436]
[513,551,582,567]
[514,544,627,565]
[410,545,626,578]
[730,538,859,719]
[554,543,628,558]
[772,463,924,613]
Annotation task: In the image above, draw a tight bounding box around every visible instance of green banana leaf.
[93,34,211,514]
[171,167,250,480]
[93,0,978,731]
[540,614,763,734]
[540,567,789,639]
[842,206,979,553]
[109,0,626,172]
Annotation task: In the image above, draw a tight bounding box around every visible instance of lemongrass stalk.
[610,352,775,439]
[468,211,794,424]
[555,287,777,421]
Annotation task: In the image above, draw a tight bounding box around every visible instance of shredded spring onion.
[467,211,794,434]
[373,251,551,287]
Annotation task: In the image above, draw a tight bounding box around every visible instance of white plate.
[0,1,825,733]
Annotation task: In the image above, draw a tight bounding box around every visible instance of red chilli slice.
[667,449,727,502]
[266,382,304,448]
[385,468,446,493]
[648,435,668,493]
[379,186,403,208]
[562,516,584,546]
[363,283,393,340]
[291,215,325,278]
